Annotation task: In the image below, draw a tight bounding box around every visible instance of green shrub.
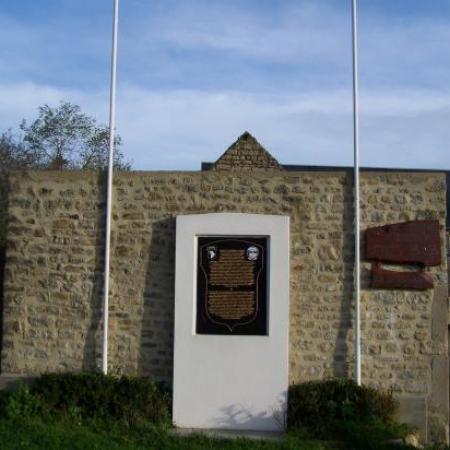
[334,418,412,450]
[28,372,171,426]
[287,379,398,438]
[0,384,44,419]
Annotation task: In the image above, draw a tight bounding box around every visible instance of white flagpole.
[351,0,362,385]
[102,0,119,375]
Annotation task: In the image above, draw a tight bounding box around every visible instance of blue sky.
[1,0,450,169]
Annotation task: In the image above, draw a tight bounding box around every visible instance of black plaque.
[196,236,268,335]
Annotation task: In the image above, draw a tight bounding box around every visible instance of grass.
[1,417,444,450]
[0,418,343,450]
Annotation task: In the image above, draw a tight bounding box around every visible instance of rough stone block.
[432,285,448,343]
[396,396,427,442]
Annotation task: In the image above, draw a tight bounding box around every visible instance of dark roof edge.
[201,161,450,174]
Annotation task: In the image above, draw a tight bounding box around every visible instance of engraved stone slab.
[366,220,441,266]
[371,263,434,290]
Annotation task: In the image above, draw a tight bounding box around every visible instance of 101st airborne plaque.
[196,236,268,335]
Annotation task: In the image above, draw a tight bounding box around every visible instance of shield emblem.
[197,237,267,334]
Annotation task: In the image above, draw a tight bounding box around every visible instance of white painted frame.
[173,213,290,431]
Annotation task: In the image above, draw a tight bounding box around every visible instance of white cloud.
[0,82,108,131]
[123,1,350,71]
[123,1,450,92]
[1,81,449,170]
[153,2,349,64]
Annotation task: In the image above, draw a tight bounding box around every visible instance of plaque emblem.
[196,237,267,335]
[207,246,218,261]
[246,246,259,261]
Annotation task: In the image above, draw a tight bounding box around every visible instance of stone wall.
[360,174,448,443]
[0,174,9,321]
[1,169,448,442]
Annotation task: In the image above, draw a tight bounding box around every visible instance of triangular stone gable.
[213,132,282,170]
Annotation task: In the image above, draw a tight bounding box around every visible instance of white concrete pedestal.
[173,213,290,432]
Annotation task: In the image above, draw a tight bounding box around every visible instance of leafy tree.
[0,130,39,172]
[19,102,130,170]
